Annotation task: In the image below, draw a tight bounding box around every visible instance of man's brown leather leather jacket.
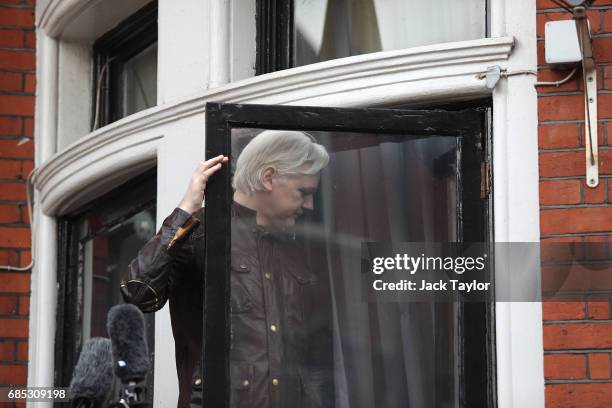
[121,203,332,408]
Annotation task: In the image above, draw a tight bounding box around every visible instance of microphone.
[107,304,151,407]
[69,337,114,408]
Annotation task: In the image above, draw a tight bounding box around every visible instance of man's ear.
[261,166,276,191]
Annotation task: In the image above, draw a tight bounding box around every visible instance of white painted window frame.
[28,1,542,407]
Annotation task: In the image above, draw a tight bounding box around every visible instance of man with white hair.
[121,130,331,408]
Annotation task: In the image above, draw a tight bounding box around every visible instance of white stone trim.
[491,0,545,406]
[33,36,514,215]
[26,32,58,398]
[37,0,94,37]
[37,0,152,41]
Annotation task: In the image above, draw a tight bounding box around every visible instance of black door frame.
[203,102,494,407]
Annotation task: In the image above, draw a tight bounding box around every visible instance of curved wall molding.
[34,36,514,216]
[38,0,152,41]
[37,0,93,37]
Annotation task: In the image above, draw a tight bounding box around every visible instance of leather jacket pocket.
[230,255,255,314]
[230,284,253,314]
[230,363,253,408]
[284,258,318,286]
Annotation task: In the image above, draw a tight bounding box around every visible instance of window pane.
[81,208,156,340]
[294,0,486,66]
[229,128,460,407]
[122,44,158,116]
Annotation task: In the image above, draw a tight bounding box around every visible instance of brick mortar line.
[544,320,612,325]
[536,8,573,13]
[0,47,35,52]
[546,349,612,354]
[0,245,32,248]
[537,92,586,97]
[540,120,610,125]
[543,320,612,325]
[0,27,35,31]
[2,315,28,322]
[0,91,36,97]
[0,5,34,10]
[537,6,612,12]
[0,28,36,32]
[539,176,612,180]
[0,293,29,297]
[538,90,612,95]
[0,113,41,118]
[587,351,592,380]
[538,146,612,152]
[544,292,612,297]
[0,25,35,31]
[538,90,612,96]
[545,379,612,384]
[540,204,612,209]
[541,233,612,238]
[0,69,36,75]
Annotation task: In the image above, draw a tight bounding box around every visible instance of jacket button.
[194,378,202,386]
[270,324,277,332]
[264,273,271,279]
[272,378,279,386]
[240,264,247,270]
[242,380,249,387]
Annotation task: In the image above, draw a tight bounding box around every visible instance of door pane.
[294,0,486,66]
[229,128,460,407]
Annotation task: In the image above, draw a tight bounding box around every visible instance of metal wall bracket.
[574,7,599,188]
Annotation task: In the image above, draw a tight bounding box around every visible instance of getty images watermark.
[361,242,612,302]
[371,252,490,293]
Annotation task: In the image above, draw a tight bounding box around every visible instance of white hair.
[232,130,329,195]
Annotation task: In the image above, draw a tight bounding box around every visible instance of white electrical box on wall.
[545,20,582,64]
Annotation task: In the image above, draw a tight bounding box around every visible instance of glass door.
[203,103,493,407]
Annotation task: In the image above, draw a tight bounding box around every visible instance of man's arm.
[120,155,228,312]
[120,207,200,312]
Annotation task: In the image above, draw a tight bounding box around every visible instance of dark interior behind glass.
[55,170,157,404]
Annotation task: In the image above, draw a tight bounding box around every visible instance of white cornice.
[38,0,152,41]
[37,0,95,37]
[33,37,514,216]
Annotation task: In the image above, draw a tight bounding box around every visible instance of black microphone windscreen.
[107,303,150,381]
[69,337,114,402]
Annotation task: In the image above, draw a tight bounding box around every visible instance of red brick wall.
[0,0,34,398]
[538,0,612,406]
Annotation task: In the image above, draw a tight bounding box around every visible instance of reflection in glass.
[82,209,156,340]
[294,0,486,66]
[229,128,460,407]
[122,44,158,116]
